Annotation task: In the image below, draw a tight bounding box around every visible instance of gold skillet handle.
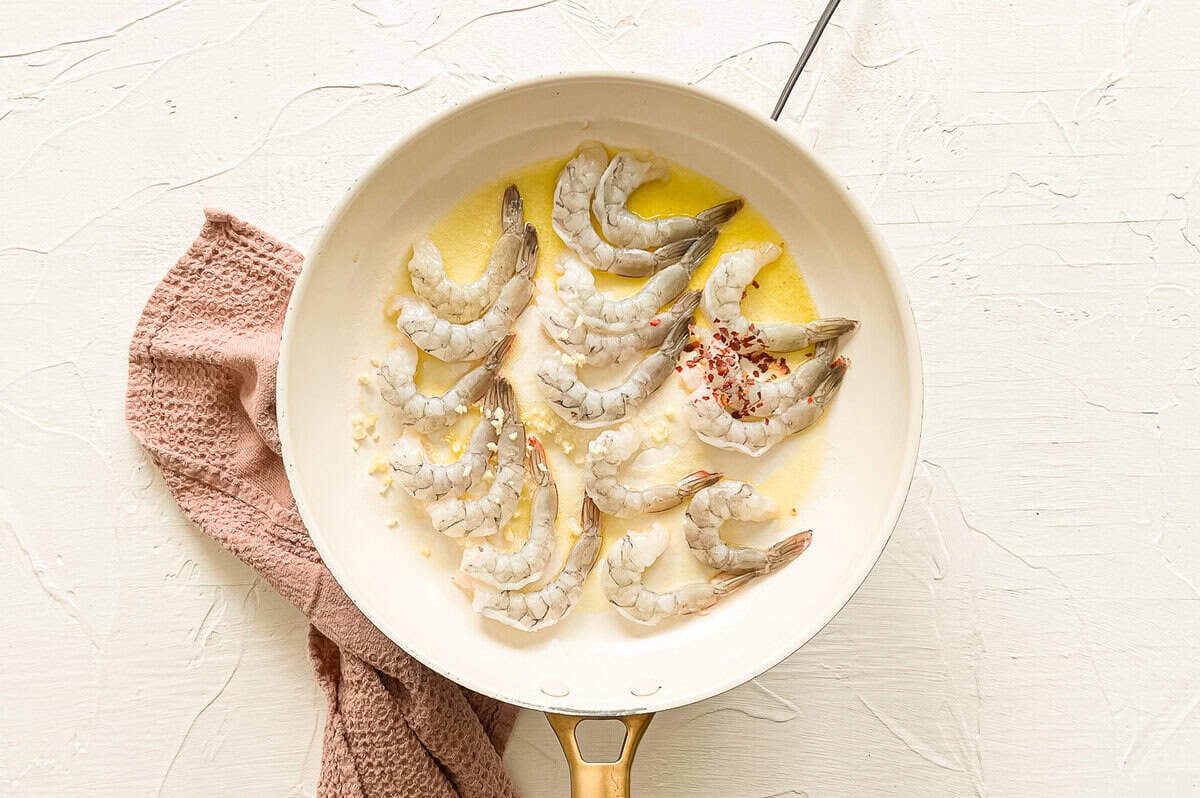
[545,713,655,798]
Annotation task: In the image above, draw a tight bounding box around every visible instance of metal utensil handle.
[771,0,842,120]
[546,713,655,798]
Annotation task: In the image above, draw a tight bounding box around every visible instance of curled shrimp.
[684,481,813,574]
[537,318,690,429]
[694,329,841,416]
[472,497,603,632]
[460,437,557,590]
[592,151,743,250]
[556,228,717,333]
[396,224,537,362]
[427,378,526,537]
[702,244,857,352]
[684,357,848,457]
[388,420,494,502]
[408,184,524,323]
[378,333,513,432]
[602,524,777,625]
[584,425,721,516]
[552,141,695,277]
[537,287,700,367]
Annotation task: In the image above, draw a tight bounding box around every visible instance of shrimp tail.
[581,496,602,535]
[500,184,523,232]
[809,317,859,342]
[676,470,722,497]
[710,570,760,597]
[526,435,552,487]
[482,379,499,415]
[579,496,603,570]
[763,530,813,573]
[517,224,539,277]
[680,226,720,272]
[484,332,515,369]
[813,337,839,360]
[662,315,693,357]
[670,289,702,317]
[696,198,744,232]
[814,358,849,404]
[650,236,694,267]
[492,376,518,418]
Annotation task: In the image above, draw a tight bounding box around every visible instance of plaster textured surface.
[2,1,1197,795]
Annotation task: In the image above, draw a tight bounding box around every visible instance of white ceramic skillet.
[277,72,922,796]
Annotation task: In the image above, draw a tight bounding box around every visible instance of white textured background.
[2,1,1198,795]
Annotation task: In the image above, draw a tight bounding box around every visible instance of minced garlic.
[351,412,377,444]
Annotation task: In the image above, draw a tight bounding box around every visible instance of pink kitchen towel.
[126,209,519,798]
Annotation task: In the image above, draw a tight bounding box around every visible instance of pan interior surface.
[278,74,921,715]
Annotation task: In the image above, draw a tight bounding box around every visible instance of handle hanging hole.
[573,719,629,764]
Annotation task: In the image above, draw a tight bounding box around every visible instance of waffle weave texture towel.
[126,209,519,798]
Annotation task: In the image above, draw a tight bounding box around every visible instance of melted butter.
[424,152,819,326]
[380,146,829,612]
[428,156,572,282]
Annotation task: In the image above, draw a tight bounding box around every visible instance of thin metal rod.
[770,0,842,121]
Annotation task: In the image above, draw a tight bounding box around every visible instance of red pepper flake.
[751,280,760,288]
[649,318,661,327]
[674,365,683,372]
[807,396,814,404]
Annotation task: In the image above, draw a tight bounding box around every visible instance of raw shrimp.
[537,288,700,366]
[396,224,537,362]
[388,420,494,502]
[684,358,847,457]
[378,333,513,432]
[702,244,857,352]
[552,141,695,277]
[472,497,603,632]
[408,184,524,323]
[427,378,526,537]
[537,319,690,429]
[602,524,777,625]
[684,481,813,574]
[556,228,717,333]
[694,329,840,415]
[592,151,743,249]
[584,425,720,516]
[460,437,558,590]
